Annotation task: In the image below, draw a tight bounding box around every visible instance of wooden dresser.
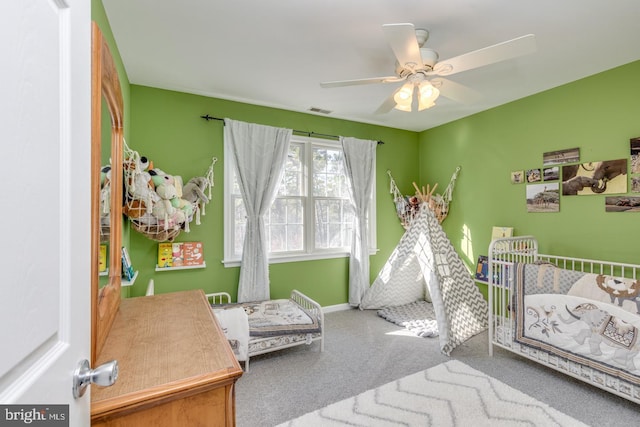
[91,290,243,427]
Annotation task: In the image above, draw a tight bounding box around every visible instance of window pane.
[313,147,345,197]
[270,225,287,252]
[279,144,303,196]
[270,199,287,224]
[314,199,353,249]
[313,173,327,197]
[268,198,304,253]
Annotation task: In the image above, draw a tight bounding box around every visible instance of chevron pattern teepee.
[361,203,488,355]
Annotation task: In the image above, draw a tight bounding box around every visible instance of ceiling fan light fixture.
[393,82,414,111]
[417,81,440,110]
[393,83,414,103]
[394,102,412,112]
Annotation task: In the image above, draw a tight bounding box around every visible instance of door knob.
[72,359,118,399]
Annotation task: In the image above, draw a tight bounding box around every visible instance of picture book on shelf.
[121,246,134,281]
[475,255,489,281]
[158,242,173,268]
[157,242,204,268]
[172,242,184,267]
[183,242,204,266]
[98,244,107,273]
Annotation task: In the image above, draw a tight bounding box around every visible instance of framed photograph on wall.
[630,137,640,174]
[526,168,541,183]
[543,147,580,166]
[511,170,524,184]
[526,182,559,212]
[562,159,627,196]
[605,196,640,212]
[543,166,559,181]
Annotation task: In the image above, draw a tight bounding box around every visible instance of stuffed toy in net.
[387,167,460,229]
[122,140,217,242]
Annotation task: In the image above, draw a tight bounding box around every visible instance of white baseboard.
[322,303,352,313]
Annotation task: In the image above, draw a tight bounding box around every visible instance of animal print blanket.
[514,262,640,386]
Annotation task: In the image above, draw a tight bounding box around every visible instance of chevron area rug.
[276,360,588,427]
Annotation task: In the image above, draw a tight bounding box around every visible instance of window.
[223,135,376,266]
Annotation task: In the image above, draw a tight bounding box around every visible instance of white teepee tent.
[361,203,488,355]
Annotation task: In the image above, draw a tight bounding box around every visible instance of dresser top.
[91,289,242,416]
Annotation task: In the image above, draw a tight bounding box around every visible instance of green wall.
[127,85,418,305]
[420,60,640,284]
[93,0,640,306]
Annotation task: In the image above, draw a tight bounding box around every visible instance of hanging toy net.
[387,166,460,229]
[122,139,217,242]
[98,164,112,243]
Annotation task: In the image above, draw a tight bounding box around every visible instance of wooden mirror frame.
[91,22,124,365]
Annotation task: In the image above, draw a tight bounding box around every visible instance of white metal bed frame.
[488,236,640,404]
[206,289,324,371]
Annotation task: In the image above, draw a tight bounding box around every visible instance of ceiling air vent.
[308,107,332,114]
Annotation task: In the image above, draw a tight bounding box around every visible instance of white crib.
[489,236,640,404]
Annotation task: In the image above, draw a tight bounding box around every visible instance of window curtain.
[341,137,377,307]
[224,119,292,302]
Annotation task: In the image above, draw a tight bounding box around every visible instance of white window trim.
[223,135,377,267]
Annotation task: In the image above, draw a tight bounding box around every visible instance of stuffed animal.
[152,185,177,230]
[149,168,174,188]
[182,176,210,205]
[152,176,188,220]
[123,155,158,219]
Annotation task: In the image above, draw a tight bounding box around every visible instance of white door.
[0,1,92,425]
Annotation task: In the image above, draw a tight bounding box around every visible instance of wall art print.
[511,170,524,184]
[631,137,640,174]
[525,168,541,183]
[561,159,627,196]
[542,166,559,181]
[526,182,559,213]
[543,147,580,166]
[605,196,640,212]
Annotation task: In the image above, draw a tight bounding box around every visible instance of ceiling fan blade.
[382,23,424,69]
[374,92,398,114]
[320,76,403,88]
[431,78,482,104]
[431,34,536,76]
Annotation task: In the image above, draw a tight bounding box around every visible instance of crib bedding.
[514,262,640,385]
[216,298,321,337]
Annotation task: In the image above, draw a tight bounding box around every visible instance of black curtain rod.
[200,114,384,145]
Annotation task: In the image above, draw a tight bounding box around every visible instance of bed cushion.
[213,307,249,361]
[218,299,321,337]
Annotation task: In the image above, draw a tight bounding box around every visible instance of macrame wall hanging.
[122,140,217,242]
[387,166,460,229]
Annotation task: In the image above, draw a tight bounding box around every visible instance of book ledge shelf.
[155,262,206,272]
[98,270,139,287]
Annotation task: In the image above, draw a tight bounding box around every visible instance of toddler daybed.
[207,289,324,371]
[488,236,640,404]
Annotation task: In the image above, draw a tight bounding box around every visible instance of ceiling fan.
[320,23,536,113]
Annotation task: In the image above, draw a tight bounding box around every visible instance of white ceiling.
[102,0,640,132]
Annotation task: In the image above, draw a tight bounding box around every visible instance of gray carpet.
[235,308,639,427]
